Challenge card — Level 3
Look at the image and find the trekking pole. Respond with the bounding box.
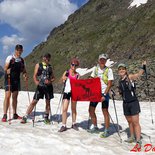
[25,79,31,105]
[141,133,152,144]
[49,101,53,124]
[25,78,35,126]
[111,89,122,138]
[55,80,67,123]
[108,112,122,143]
[56,71,69,123]
[32,105,36,127]
[144,65,154,124]
[87,115,91,129]
[8,74,11,125]
[55,86,65,123]
[111,89,120,134]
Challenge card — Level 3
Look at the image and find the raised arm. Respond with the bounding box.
[129,61,146,81]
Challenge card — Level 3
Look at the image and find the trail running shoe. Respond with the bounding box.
[1,114,7,122]
[13,113,22,119]
[136,140,142,148]
[71,124,79,131]
[44,118,51,124]
[58,126,67,132]
[124,136,135,143]
[87,126,99,134]
[100,130,109,138]
[20,116,27,124]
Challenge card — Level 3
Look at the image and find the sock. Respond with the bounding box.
[72,122,76,125]
[90,124,97,129]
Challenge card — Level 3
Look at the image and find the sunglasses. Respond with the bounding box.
[71,63,78,67]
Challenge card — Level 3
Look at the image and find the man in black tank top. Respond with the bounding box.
[2,44,28,122]
[118,61,146,148]
[21,53,55,124]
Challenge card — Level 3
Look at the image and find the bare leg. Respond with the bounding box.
[102,108,110,129]
[62,99,69,125]
[45,99,50,115]
[3,91,11,115]
[26,99,38,115]
[71,101,77,124]
[89,105,97,126]
[125,116,134,137]
[132,114,141,141]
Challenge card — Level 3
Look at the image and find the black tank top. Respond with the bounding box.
[37,62,53,86]
[7,57,25,81]
[119,77,137,103]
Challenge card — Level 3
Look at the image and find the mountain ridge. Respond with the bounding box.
[1,0,155,100]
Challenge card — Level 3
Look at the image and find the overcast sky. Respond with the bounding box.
[0,0,88,65]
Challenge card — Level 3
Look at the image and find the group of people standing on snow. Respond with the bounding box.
[1,44,147,148]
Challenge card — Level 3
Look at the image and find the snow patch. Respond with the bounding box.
[128,0,148,8]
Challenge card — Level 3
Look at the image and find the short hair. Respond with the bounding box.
[43,53,51,59]
[15,44,23,50]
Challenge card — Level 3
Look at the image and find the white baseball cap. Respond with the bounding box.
[98,53,108,60]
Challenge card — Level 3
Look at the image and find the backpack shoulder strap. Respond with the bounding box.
[65,70,69,77]
[102,67,109,85]
[94,66,98,77]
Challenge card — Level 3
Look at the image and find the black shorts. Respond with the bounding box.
[89,94,109,109]
[33,85,54,100]
[63,92,71,100]
[123,100,141,116]
[4,78,21,92]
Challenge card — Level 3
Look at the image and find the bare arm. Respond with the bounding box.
[4,63,10,74]
[129,61,146,81]
[33,63,39,86]
[22,64,28,81]
[50,70,55,83]
[61,71,68,83]
[104,80,113,95]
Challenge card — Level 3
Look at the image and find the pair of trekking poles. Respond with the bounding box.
[25,79,53,127]
[7,75,33,125]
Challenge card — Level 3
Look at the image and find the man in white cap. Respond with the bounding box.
[88,53,114,138]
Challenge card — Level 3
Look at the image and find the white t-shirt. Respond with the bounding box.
[64,78,71,93]
[5,55,23,64]
[91,66,114,93]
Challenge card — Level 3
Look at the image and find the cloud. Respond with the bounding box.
[0,0,77,41]
[0,34,25,53]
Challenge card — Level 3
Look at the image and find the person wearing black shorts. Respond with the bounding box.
[118,61,146,147]
[21,53,54,124]
[58,58,79,132]
[88,54,114,138]
[2,44,28,122]
[90,93,110,109]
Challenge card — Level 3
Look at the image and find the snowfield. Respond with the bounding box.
[0,89,155,155]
